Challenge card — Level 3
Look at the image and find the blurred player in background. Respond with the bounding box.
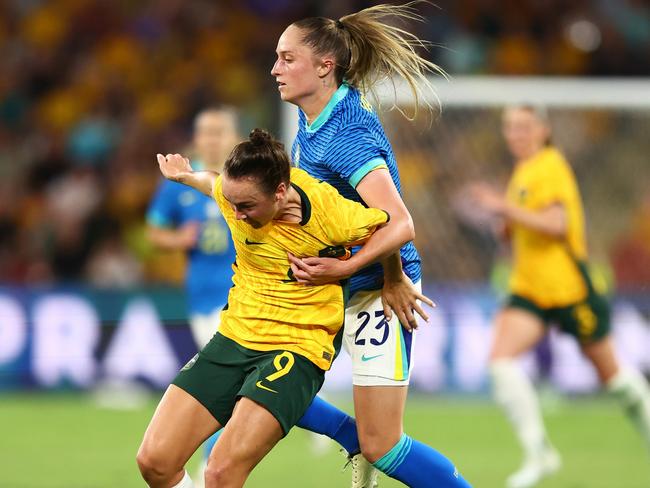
[146,107,239,480]
[470,104,650,488]
[138,129,405,488]
[272,4,471,488]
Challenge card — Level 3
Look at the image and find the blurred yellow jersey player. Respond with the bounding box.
[471,105,650,488]
[506,146,588,308]
[213,166,388,370]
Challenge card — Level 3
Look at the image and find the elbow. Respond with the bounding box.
[548,217,568,239]
[390,211,415,247]
[404,215,415,244]
[549,225,567,239]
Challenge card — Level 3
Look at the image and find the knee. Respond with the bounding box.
[204,458,236,487]
[359,430,401,464]
[136,444,176,484]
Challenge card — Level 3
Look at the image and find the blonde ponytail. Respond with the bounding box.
[293,1,445,119]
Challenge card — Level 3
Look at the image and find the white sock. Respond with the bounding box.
[607,368,650,451]
[170,471,194,488]
[491,358,550,461]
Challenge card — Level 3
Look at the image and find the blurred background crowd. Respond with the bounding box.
[1,0,649,289]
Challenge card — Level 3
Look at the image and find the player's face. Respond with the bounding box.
[502,108,551,160]
[193,112,238,168]
[222,175,280,229]
[272,25,324,105]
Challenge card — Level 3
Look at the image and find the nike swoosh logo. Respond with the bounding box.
[245,238,264,245]
[361,354,384,362]
[255,381,277,393]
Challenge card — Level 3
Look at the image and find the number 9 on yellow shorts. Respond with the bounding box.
[343,281,420,386]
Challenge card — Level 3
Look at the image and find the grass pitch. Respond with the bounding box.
[1,392,648,487]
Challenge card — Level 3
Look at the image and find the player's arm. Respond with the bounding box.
[470,183,567,238]
[356,169,434,330]
[147,223,199,251]
[288,168,433,329]
[289,169,414,281]
[502,203,566,237]
[156,153,218,197]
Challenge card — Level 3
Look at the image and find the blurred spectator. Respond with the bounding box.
[1,0,649,286]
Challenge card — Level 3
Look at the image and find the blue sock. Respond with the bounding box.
[296,396,360,454]
[373,434,472,488]
[204,430,222,460]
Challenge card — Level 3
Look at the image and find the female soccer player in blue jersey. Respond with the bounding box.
[271,4,471,488]
[146,107,239,480]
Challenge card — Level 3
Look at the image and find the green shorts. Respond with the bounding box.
[173,333,325,435]
[506,291,610,344]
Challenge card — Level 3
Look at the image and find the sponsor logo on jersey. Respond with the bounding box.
[255,380,277,393]
[245,238,264,245]
[361,353,384,362]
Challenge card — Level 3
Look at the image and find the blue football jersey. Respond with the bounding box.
[291,84,421,295]
[147,162,235,315]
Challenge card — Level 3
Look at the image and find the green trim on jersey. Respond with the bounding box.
[305,83,350,133]
[348,157,388,188]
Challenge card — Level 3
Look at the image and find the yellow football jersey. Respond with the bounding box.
[212,167,388,370]
[506,147,588,307]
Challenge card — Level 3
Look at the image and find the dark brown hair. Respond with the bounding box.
[224,129,290,194]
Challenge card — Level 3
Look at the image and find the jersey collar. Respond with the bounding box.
[290,182,311,226]
[305,83,350,134]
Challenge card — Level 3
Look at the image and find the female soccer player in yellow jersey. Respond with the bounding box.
[137,129,410,488]
[270,4,471,488]
[471,105,650,488]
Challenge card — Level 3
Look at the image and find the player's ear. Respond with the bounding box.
[275,181,287,201]
[316,57,335,78]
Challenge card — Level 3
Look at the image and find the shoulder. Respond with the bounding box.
[290,167,322,188]
[536,147,574,179]
[538,147,569,168]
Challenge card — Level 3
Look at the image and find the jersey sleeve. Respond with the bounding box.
[321,183,389,245]
[146,179,180,228]
[326,124,389,188]
[211,174,227,212]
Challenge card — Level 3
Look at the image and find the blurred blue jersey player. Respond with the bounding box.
[272,5,472,488]
[146,107,239,485]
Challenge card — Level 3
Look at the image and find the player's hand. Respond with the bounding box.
[287,252,353,285]
[468,182,507,215]
[157,153,193,182]
[381,273,435,332]
[177,222,200,250]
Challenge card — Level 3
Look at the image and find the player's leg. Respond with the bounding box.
[206,346,325,487]
[352,383,469,487]
[567,290,650,452]
[138,332,248,488]
[581,336,650,450]
[204,397,283,488]
[347,285,471,488]
[189,309,224,486]
[295,395,360,454]
[136,384,220,488]
[489,301,560,488]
